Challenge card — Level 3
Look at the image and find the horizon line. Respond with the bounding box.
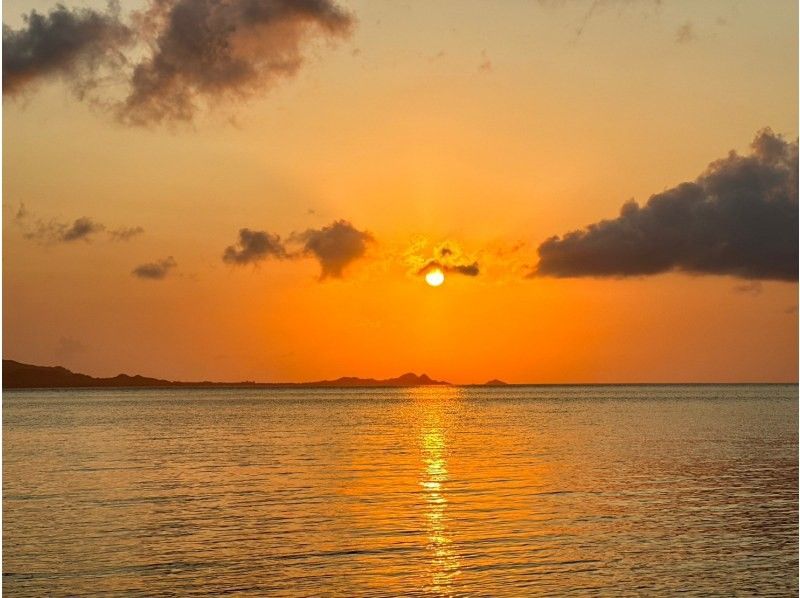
[3,358,797,389]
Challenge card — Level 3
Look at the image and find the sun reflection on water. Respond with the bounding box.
[413,387,462,594]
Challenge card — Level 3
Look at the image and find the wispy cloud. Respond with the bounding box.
[537,0,665,42]
[132,256,177,280]
[16,207,143,244]
[24,216,106,244]
[109,226,145,241]
[406,240,481,279]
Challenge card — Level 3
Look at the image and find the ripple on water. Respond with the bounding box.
[3,384,798,596]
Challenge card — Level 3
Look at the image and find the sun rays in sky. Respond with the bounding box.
[3,0,797,383]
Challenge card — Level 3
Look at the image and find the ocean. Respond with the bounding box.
[3,385,798,596]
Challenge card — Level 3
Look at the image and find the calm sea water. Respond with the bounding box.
[3,385,798,596]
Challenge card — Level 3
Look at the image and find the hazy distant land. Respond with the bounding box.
[2,360,509,389]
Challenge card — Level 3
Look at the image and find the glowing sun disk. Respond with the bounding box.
[425,269,445,287]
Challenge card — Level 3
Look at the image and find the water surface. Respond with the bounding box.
[4,385,798,595]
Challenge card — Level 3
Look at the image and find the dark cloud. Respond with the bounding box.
[121,0,354,124]
[223,220,372,278]
[418,260,480,277]
[293,220,373,279]
[222,228,288,265]
[17,209,143,244]
[63,217,105,241]
[3,2,133,96]
[413,242,481,278]
[4,0,354,124]
[450,262,479,276]
[109,226,145,241]
[132,256,177,279]
[533,129,798,282]
[24,216,106,244]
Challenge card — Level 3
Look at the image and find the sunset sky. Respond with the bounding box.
[3,0,798,383]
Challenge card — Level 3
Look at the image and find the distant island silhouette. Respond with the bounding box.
[484,379,508,386]
[2,360,455,389]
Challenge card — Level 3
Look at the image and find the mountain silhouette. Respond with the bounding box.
[2,360,450,389]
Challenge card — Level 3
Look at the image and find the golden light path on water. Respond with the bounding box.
[417,387,462,592]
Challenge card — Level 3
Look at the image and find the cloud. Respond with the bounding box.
[450,262,480,276]
[4,0,354,125]
[223,220,373,279]
[16,208,143,244]
[222,228,288,265]
[132,256,177,279]
[675,22,697,44]
[121,0,354,124]
[292,220,373,279]
[3,2,133,96]
[23,216,106,243]
[409,240,481,278]
[571,0,653,40]
[419,260,480,277]
[109,226,145,241]
[533,129,798,282]
[63,217,106,241]
[536,0,665,42]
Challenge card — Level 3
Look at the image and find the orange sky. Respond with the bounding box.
[3,0,798,383]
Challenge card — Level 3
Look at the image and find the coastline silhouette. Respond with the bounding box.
[2,359,454,389]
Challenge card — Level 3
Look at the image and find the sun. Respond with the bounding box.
[425,268,445,287]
